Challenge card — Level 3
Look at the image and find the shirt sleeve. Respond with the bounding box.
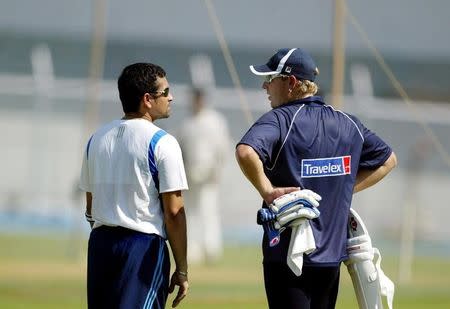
[237,112,281,165]
[156,134,189,193]
[359,122,393,169]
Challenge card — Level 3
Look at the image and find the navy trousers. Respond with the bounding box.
[87,226,170,309]
[263,262,340,309]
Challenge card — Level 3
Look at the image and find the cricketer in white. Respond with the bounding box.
[80,62,189,309]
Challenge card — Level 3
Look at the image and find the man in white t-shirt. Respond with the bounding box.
[80,62,189,308]
[178,88,230,264]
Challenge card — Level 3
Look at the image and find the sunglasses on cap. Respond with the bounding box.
[151,87,170,98]
[263,74,289,83]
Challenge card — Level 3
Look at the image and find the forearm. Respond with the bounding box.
[235,144,300,203]
[84,192,94,227]
[354,152,398,193]
[162,192,188,273]
[165,209,187,272]
[85,192,92,214]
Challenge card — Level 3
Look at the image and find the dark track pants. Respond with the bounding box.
[263,262,340,309]
[87,226,170,309]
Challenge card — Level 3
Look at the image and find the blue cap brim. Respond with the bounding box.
[249,64,281,76]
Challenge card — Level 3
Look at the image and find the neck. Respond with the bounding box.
[289,92,314,101]
[122,112,153,122]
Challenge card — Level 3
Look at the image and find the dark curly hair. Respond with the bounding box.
[117,63,166,113]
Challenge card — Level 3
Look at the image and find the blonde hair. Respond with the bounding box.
[291,79,319,99]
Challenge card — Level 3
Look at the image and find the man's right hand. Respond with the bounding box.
[270,189,322,228]
[263,186,300,205]
[168,271,189,308]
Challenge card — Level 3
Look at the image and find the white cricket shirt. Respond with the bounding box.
[79,118,188,237]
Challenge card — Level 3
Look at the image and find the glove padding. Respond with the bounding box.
[257,208,277,225]
[270,190,321,229]
[257,208,284,246]
[275,205,320,229]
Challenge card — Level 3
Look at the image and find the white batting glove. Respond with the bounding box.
[270,189,321,213]
[270,189,321,229]
[276,206,320,228]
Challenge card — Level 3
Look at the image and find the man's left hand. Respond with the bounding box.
[169,271,189,307]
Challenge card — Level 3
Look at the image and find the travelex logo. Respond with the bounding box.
[301,155,351,178]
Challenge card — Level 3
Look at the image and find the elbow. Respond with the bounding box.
[165,206,181,218]
[161,191,185,221]
[389,152,398,169]
[235,144,254,163]
[385,152,398,172]
[164,206,185,223]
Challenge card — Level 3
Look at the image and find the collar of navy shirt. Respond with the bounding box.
[276,95,325,109]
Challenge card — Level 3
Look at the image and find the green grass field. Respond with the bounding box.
[0,233,449,309]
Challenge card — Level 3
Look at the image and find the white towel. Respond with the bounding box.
[287,219,316,276]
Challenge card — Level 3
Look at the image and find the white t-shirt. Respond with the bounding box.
[79,118,188,237]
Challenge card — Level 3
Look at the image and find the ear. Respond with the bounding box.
[288,75,298,88]
[142,93,154,109]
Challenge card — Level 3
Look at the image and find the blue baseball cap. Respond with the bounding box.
[250,48,319,81]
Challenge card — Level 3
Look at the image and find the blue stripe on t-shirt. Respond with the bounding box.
[148,129,167,191]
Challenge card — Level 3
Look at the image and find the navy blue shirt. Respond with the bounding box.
[238,96,392,266]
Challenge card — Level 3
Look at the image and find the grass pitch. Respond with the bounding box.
[0,233,449,308]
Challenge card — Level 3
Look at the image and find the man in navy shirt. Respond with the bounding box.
[235,48,397,309]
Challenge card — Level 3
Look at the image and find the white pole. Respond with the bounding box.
[350,64,373,98]
[31,44,55,98]
[189,54,216,89]
[30,43,55,212]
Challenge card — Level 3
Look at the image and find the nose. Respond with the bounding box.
[262,81,269,89]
